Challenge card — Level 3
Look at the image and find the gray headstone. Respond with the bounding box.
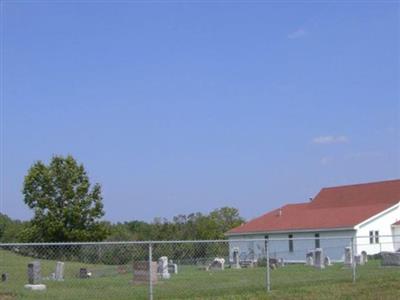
[344,247,352,267]
[167,263,178,274]
[324,256,332,266]
[314,248,325,269]
[79,268,89,279]
[381,252,400,266]
[361,251,368,264]
[354,255,363,265]
[232,248,241,269]
[27,261,41,285]
[55,262,65,281]
[1,273,8,282]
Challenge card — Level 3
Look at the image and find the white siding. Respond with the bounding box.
[228,230,355,262]
[355,203,400,255]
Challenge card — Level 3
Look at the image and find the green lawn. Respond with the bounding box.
[0,249,399,299]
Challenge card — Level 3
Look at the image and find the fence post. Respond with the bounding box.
[265,239,270,292]
[148,242,153,300]
[351,237,356,283]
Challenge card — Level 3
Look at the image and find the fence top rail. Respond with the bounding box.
[0,234,399,247]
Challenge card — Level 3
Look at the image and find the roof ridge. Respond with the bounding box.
[322,178,400,190]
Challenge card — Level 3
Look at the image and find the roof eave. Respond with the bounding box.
[225,226,355,236]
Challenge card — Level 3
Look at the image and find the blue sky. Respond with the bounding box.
[2,1,399,222]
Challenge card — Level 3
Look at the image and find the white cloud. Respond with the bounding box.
[312,135,349,145]
[288,28,307,39]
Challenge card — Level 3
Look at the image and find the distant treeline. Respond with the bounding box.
[0,207,244,244]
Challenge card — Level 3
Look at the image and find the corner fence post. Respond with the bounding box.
[351,237,356,283]
[266,239,270,292]
[148,243,153,300]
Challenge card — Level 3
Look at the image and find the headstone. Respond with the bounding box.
[314,248,324,269]
[232,248,241,269]
[306,251,314,266]
[354,255,363,265]
[27,261,41,285]
[361,251,368,264]
[54,262,65,281]
[167,263,178,274]
[79,268,90,279]
[278,258,285,267]
[209,258,225,270]
[324,256,332,266]
[306,256,313,266]
[157,256,170,279]
[24,284,46,291]
[1,273,8,282]
[269,258,278,269]
[344,247,352,267]
[381,252,400,266]
[133,261,158,284]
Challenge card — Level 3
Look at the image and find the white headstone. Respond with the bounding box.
[54,262,65,281]
[209,258,225,270]
[157,256,170,279]
[24,284,46,291]
[167,260,178,274]
[314,248,325,269]
[306,256,313,266]
[324,256,332,266]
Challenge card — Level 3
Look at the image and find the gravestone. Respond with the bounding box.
[167,261,178,274]
[361,251,368,264]
[54,262,65,281]
[209,258,225,270]
[324,256,332,266]
[133,261,158,284]
[27,261,41,285]
[306,251,314,266]
[314,248,324,269]
[79,268,90,279]
[344,247,352,267]
[278,258,285,267]
[354,255,363,265]
[381,252,400,266]
[1,273,8,282]
[232,248,241,269]
[157,256,170,279]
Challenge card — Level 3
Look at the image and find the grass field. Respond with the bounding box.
[0,249,399,299]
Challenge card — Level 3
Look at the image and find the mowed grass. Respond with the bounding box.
[0,249,399,299]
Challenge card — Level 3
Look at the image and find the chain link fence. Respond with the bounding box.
[0,235,399,299]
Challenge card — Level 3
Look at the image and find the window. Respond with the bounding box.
[264,235,269,249]
[288,234,293,252]
[369,231,374,244]
[315,233,320,249]
[375,231,379,244]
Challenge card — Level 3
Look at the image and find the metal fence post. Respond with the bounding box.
[351,237,356,283]
[148,242,153,300]
[265,239,270,292]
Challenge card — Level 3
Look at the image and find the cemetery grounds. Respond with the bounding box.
[0,241,399,300]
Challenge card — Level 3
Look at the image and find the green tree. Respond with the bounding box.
[21,155,108,242]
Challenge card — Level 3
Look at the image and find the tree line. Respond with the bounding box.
[1,155,244,244]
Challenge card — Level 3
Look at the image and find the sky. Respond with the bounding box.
[1,1,399,223]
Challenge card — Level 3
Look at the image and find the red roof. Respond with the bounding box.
[228,179,400,235]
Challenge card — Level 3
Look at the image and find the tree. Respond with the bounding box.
[21,155,108,242]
